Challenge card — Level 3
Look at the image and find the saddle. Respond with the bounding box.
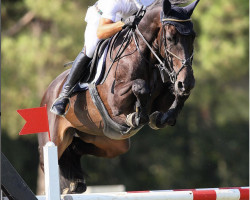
[72,38,110,94]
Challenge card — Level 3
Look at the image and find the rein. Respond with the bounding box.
[102,8,194,85]
[101,7,146,84]
[100,29,134,84]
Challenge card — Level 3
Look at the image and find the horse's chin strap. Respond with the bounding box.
[134,25,193,84]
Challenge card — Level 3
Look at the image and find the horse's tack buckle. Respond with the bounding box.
[157,64,171,83]
[157,64,177,84]
[169,71,177,84]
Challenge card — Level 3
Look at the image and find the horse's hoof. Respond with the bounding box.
[62,179,87,194]
[148,111,162,130]
[161,109,176,127]
[126,112,148,128]
[70,179,87,194]
[126,113,137,127]
[166,118,176,126]
[139,114,149,125]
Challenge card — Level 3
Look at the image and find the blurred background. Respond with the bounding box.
[1,0,249,194]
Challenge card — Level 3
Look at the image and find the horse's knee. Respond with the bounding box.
[132,79,150,98]
[130,79,150,126]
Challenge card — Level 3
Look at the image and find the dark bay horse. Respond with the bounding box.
[39,0,199,194]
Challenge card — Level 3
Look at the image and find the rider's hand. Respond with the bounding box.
[122,15,141,29]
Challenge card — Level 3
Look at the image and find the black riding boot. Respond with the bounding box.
[51,51,91,116]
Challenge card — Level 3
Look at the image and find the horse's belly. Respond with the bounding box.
[65,92,106,136]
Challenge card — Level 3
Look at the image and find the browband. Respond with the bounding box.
[162,18,192,22]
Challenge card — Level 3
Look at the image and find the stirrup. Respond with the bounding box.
[50,96,71,117]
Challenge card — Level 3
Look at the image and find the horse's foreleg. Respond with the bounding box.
[126,79,150,127]
[161,95,189,126]
[112,79,150,128]
[149,95,189,129]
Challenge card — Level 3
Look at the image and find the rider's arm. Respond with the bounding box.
[97,18,124,39]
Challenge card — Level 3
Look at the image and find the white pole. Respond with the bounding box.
[43,141,60,200]
[35,187,249,200]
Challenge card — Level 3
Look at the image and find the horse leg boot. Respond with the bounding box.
[126,79,150,127]
[51,50,91,116]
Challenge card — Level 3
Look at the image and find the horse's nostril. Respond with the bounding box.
[177,81,185,91]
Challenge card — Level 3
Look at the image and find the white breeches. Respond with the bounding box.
[84,6,101,58]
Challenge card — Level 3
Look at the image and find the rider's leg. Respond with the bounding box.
[50,49,92,116]
[51,20,100,116]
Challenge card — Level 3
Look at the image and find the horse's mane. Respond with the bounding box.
[169,0,192,5]
[148,0,191,9]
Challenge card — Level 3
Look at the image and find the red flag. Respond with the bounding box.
[17,105,51,141]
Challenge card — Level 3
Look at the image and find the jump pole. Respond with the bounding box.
[35,187,249,200]
[41,141,249,200]
[2,140,248,200]
[15,106,249,200]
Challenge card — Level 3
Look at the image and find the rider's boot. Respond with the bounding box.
[50,51,91,116]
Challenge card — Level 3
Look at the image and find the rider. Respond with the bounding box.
[51,0,156,116]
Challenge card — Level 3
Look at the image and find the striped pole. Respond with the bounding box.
[35,187,249,200]
[40,141,249,200]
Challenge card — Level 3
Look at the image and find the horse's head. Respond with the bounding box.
[158,0,199,96]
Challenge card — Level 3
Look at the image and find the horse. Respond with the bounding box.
[38,0,199,194]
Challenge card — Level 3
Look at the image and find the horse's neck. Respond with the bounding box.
[138,7,162,42]
[132,6,162,69]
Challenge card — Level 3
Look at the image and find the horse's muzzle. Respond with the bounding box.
[175,78,195,96]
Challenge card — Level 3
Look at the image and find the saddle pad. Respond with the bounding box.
[72,45,108,93]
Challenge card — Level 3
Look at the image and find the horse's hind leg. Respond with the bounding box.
[127,79,150,127]
[59,136,87,194]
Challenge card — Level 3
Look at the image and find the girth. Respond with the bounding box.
[88,83,143,140]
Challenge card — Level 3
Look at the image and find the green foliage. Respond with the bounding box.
[1,0,248,194]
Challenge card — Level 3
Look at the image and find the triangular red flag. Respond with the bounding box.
[17,105,51,141]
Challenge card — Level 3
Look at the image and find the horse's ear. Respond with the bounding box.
[183,0,200,18]
[163,0,171,16]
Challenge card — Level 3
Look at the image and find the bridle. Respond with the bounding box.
[104,7,194,85]
[160,23,194,83]
[134,12,194,84]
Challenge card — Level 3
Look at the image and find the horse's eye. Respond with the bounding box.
[167,34,177,43]
[166,35,173,41]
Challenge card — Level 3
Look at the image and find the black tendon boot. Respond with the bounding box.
[51,51,91,116]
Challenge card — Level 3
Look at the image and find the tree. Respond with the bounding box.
[1,0,248,194]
